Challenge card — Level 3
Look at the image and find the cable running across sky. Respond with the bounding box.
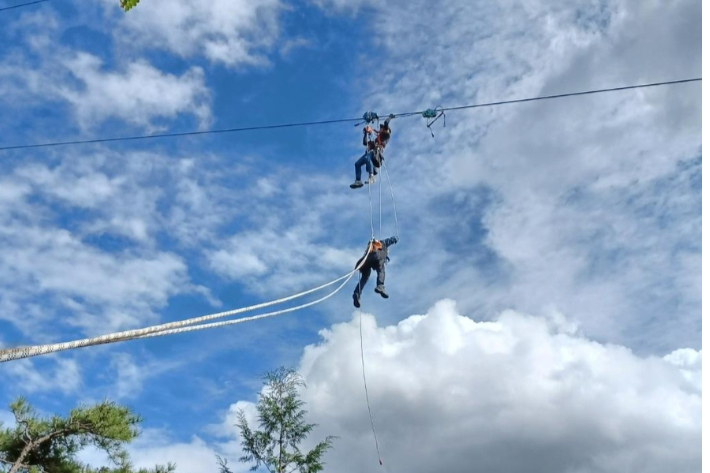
[0,0,48,12]
[0,78,700,152]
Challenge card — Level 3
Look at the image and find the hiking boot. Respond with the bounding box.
[374,285,389,298]
[350,180,364,189]
[353,293,361,308]
[367,174,376,184]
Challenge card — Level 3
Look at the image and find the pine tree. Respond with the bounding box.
[219,367,335,473]
[0,397,175,473]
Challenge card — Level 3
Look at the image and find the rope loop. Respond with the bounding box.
[424,105,446,137]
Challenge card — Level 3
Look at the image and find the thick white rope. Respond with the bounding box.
[132,263,361,340]
[0,248,372,363]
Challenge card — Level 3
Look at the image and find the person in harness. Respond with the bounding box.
[352,236,398,307]
[350,117,392,189]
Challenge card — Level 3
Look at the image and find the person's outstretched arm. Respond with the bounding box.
[382,236,398,248]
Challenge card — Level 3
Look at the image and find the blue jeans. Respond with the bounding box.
[354,151,373,181]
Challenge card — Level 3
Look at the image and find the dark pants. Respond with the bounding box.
[353,256,385,297]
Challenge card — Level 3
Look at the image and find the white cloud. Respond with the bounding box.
[205,170,374,295]
[109,0,285,68]
[128,430,245,473]
[280,300,700,473]
[58,54,211,131]
[1,357,82,395]
[0,409,15,429]
[111,353,146,399]
[0,150,223,339]
[307,0,701,352]
[0,11,211,131]
[279,37,312,57]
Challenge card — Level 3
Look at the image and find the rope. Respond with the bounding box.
[0,0,48,12]
[360,173,385,465]
[0,78,700,151]
[360,308,383,466]
[368,170,375,240]
[383,161,399,240]
[0,252,372,363]
[378,165,383,238]
[128,259,365,341]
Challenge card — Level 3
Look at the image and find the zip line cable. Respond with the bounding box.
[0,0,48,12]
[0,78,699,152]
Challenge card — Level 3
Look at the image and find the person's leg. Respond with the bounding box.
[354,153,370,181]
[365,150,373,176]
[353,263,372,299]
[374,259,388,298]
[353,267,371,307]
[372,149,381,174]
[365,151,376,184]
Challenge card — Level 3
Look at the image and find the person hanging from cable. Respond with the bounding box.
[350,115,393,189]
[352,236,398,307]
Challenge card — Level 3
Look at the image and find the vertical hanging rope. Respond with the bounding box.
[367,174,375,240]
[383,161,399,240]
[359,307,383,466]
[378,165,383,238]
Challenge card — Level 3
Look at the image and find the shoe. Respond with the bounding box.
[373,169,378,176]
[374,285,389,298]
[350,180,364,189]
[353,293,361,308]
[367,174,376,184]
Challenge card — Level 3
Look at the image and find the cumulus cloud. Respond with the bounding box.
[307,0,701,352]
[225,300,701,473]
[109,0,284,68]
[0,11,211,131]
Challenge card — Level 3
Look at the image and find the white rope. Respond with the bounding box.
[0,248,373,363]
[360,308,383,465]
[383,161,400,240]
[378,164,383,239]
[132,263,361,340]
[368,170,375,240]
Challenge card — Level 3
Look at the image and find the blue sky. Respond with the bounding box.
[0,0,702,472]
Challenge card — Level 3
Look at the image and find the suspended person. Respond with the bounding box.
[350,116,393,189]
[352,236,398,307]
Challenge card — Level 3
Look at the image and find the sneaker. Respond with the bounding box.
[353,293,361,308]
[367,174,376,184]
[350,180,364,189]
[374,285,389,298]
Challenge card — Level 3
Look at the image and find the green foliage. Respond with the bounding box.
[119,0,140,12]
[0,397,175,473]
[225,367,335,473]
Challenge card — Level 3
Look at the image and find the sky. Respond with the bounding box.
[0,0,702,472]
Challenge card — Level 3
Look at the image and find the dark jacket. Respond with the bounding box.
[358,236,398,266]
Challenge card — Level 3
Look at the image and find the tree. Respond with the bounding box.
[0,397,175,473]
[119,0,140,12]
[219,367,335,473]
